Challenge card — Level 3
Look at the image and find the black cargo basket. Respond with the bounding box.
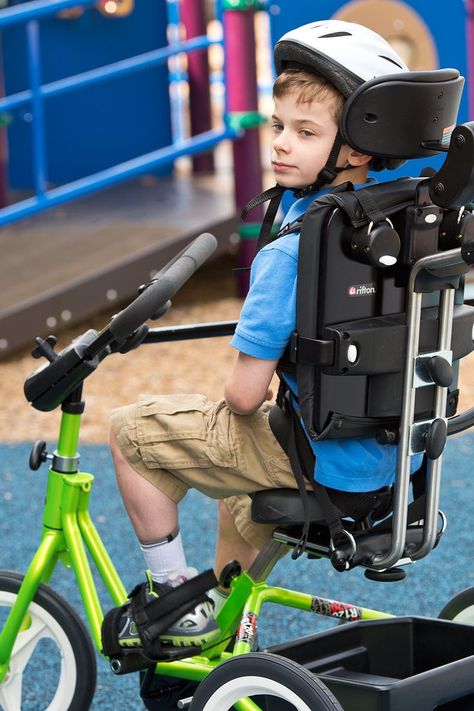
[269,616,474,711]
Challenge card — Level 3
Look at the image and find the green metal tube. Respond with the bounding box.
[63,508,104,650]
[61,477,104,651]
[57,412,81,457]
[42,469,65,530]
[78,503,127,606]
[0,530,61,680]
[154,655,223,681]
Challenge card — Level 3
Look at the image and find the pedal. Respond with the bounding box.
[109,650,155,675]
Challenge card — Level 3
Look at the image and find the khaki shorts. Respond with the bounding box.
[110,394,298,550]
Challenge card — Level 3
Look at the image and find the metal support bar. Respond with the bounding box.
[372,247,464,569]
[412,287,455,560]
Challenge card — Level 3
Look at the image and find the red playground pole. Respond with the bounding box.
[223,1,265,294]
[181,0,215,173]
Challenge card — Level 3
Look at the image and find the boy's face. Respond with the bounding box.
[271,92,343,190]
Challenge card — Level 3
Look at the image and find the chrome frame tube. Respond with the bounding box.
[372,248,462,569]
[411,287,455,560]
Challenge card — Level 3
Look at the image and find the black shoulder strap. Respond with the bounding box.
[241,184,286,254]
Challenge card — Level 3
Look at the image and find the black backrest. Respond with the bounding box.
[291,178,474,442]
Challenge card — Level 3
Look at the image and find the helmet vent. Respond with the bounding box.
[319,31,352,38]
[378,55,404,69]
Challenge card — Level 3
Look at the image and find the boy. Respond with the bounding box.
[110,20,410,650]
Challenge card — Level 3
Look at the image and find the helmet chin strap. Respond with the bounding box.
[240,131,348,255]
[293,130,346,198]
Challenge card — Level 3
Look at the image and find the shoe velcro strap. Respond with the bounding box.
[101,603,129,657]
[131,569,217,660]
[131,569,218,628]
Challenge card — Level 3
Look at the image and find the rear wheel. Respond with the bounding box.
[438,587,474,624]
[189,652,343,711]
[0,570,96,711]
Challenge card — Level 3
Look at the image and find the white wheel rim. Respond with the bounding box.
[0,590,78,711]
[452,605,474,625]
[201,675,312,711]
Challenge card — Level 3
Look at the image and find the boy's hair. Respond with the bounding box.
[273,69,344,125]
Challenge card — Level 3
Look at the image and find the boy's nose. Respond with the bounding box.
[273,132,290,152]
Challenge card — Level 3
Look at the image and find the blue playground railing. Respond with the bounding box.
[0,0,239,228]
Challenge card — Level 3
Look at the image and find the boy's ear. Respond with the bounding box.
[347,148,372,168]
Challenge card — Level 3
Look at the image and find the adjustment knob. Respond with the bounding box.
[425,418,447,460]
[428,355,453,387]
[350,219,400,268]
[31,336,58,362]
[219,560,242,588]
[29,440,48,470]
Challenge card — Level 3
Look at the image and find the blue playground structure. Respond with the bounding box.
[0,0,471,358]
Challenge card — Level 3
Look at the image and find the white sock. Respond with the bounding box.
[139,528,189,585]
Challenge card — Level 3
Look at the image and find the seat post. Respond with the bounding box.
[247,540,287,583]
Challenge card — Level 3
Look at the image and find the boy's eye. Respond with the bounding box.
[300,129,315,137]
[271,123,283,132]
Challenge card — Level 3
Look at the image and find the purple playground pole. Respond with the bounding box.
[467,0,474,118]
[224,4,264,294]
[181,0,215,173]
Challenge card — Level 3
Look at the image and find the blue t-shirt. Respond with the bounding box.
[231,186,422,492]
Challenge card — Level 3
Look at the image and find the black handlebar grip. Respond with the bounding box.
[109,233,217,340]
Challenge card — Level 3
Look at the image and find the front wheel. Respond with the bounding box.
[189,652,343,711]
[0,570,97,711]
[439,586,474,624]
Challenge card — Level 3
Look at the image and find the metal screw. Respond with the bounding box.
[434,182,444,195]
[456,134,466,147]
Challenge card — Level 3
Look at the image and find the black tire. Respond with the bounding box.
[0,570,96,711]
[189,652,343,711]
[439,586,474,624]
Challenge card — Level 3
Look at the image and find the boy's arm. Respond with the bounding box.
[224,352,279,415]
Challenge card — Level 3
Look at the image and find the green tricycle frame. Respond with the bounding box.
[2,232,474,711]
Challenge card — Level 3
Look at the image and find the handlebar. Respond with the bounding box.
[24,233,218,412]
[109,233,217,340]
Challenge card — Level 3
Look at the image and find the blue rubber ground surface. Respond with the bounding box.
[0,436,473,710]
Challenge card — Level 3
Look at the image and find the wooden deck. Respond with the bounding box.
[0,172,239,356]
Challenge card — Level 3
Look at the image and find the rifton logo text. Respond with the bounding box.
[348,284,376,297]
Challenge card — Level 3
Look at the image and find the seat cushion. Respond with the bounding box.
[251,487,392,526]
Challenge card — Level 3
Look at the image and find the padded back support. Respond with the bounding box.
[293,179,474,441]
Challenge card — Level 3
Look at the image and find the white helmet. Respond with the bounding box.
[274,20,409,98]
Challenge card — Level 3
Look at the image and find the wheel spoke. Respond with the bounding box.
[9,616,48,675]
[0,667,23,711]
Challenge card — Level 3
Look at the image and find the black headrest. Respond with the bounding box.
[341,69,464,160]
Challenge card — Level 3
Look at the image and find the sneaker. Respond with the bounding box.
[118,570,219,649]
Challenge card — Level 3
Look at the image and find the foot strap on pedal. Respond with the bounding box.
[101,569,218,664]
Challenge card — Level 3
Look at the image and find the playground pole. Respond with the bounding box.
[223,1,264,294]
[181,0,214,173]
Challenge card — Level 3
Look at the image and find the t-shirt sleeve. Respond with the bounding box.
[231,245,297,360]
